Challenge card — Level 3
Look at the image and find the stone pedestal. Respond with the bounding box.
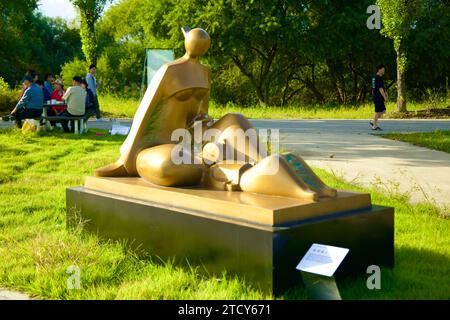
[66,177,394,295]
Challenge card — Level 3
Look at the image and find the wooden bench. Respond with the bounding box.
[40,115,89,134]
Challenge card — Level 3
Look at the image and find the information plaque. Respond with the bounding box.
[296,243,349,277]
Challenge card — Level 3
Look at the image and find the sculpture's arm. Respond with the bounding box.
[198,68,211,116]
[119,65,169,174]
[190,68,212,128]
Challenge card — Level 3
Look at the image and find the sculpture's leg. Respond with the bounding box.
[281,153,337,198]
[209,113,335,199]
[239,154,318,201]
[95,160,130,177]
[136,144,204,187]
[210,113,265,163]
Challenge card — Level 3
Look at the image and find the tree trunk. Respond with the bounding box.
[232,55,268,106]
[395,39,407,112]
[310,64,324,103]
[80,11,97,65]
[350,61,358,103]
[256,86,267,106]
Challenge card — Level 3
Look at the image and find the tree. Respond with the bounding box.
[159,0,311,106]
[304,0,395,104]
[70,0,111,65]
[95,0,446,106]
[377,0,423,112]
[0,0,82,85]
[0,0,38,84]
[130,0,394,105]
[407,0,450,97]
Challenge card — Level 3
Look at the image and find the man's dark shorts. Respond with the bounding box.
[374,99,386,113]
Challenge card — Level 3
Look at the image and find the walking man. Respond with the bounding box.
[85,64,105,121]
[371,64,388,130]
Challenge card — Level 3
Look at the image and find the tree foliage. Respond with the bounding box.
[377,0,424,112]
[97,0,399,105]
[2,0,448,107]
[70,0,111,64]
[0,0,82,86]
[407,0,450,97]
[60,58,89,86]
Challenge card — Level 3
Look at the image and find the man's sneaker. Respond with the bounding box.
[372,126,383,131]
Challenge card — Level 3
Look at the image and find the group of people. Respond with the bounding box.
[5,62,387,133]
[6,64,105,132]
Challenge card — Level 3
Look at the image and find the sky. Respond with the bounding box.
[38,0,77,20]
[38,0,117,21]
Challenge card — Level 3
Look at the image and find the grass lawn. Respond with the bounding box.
[0,128,448,299]
[99,95,450,120]
[381,130,450,154]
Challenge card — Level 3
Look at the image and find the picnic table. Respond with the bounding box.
[42,101,67,117]
[41,101,88,134]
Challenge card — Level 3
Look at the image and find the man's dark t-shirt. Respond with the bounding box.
[372,74,386,112]
[372,74,384,102]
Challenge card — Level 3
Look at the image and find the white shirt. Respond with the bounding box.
[63,86,87,116]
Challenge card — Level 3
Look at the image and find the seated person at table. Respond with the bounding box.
[50,79,66,113]
[81,79,95,118]
[18,70,38,101]
[44,73,53,96]
[60,76,86,133]
[35,79,51,102]
[46,79,66,127]
[51,79,65,101]
[8,75,43,128]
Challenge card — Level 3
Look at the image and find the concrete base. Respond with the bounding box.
[66,185,394,295]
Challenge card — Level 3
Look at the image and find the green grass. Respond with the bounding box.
[99,95,450,120]
[0,128,448,299]
[381,130,450,154]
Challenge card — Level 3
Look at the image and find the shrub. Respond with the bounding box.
[0,77,18,114]
[96,42,145,99]
[211,65,256,106]
[60,58,89,88]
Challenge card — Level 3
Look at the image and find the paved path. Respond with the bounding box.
[0,289,31,300]
[253,119,450,208]
[2,118,450,208]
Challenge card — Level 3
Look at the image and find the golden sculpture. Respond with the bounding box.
[95,27,337,201]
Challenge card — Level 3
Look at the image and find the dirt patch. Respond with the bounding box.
[388,107,450,119]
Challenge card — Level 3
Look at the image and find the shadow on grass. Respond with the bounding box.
[338,246,449,300]
[281,246,449,300]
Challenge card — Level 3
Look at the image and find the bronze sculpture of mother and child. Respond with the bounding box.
[95,27,337,202]
[70,28,393,295]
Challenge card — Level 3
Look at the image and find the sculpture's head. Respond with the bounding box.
[183,27,210,58]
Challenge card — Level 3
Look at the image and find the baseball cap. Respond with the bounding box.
[22,75,33,82]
